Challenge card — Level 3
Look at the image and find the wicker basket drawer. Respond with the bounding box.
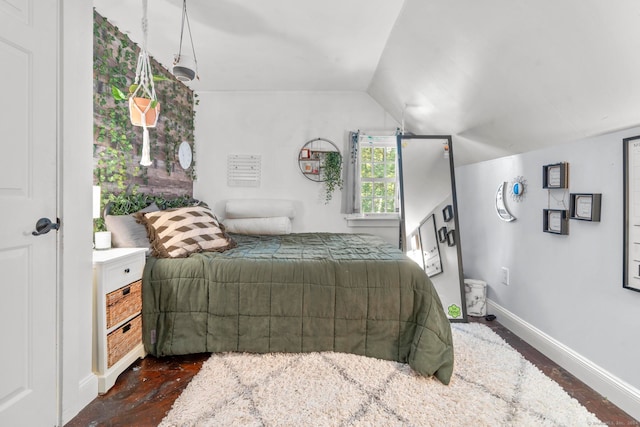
[107,314,142,368]
[105,280,142,329]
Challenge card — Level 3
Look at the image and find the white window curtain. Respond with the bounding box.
[342,131,360,214]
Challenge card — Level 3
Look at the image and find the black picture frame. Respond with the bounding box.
[569,193,601,222]
[542,209,569,235]
[418,214,443,278]
[623,135,640,292]
[442,205,453,222]
[446,229,456,247]
[542,162,569,189]
[438,226,447,243]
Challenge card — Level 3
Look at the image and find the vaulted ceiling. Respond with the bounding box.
[94,0,640,165]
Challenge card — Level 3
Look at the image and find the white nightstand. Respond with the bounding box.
[92,247,147,394]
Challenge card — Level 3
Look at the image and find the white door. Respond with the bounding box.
[0,1,59,426]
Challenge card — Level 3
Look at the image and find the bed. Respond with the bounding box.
[141,231,454,384]
[102,196,453,384]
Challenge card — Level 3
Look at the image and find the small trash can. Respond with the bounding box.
[464,279,487,317]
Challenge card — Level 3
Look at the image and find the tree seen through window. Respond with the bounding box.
[359,145,397,213]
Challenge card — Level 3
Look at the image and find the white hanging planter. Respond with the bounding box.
[172,54,196,82]
[172,0,199,83]
[130,0,159,166]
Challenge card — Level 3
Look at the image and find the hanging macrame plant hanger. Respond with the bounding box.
[129,0,160,167]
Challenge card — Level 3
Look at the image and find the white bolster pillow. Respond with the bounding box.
[223,217,292,235]
[225,199,296,220]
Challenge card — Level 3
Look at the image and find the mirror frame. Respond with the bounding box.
[397,134,467,322]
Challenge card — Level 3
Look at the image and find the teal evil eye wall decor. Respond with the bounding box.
[513,181,523,196]
[510,176,526,202]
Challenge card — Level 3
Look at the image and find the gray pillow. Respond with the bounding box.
[104,203,159,252]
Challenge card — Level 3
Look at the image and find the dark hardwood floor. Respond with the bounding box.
[66,317,638,426]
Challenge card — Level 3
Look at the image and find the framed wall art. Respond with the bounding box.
[438,226,447,243]
[442,205,453,222]
[446,229,456,247]
[543,209,569,235]
[418,214,443,277]
[623,135,640,292]
[542,162,569,189]
[569,193,601,222]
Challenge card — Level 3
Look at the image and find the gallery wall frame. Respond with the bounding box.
[418,214,443,278]
[442,205,453,222]
[446,229,456,247]
[569,193,601,222]
[438,226,447,243]
[623,135,640,292]
[543,209,569,235]
[542,162,569,189]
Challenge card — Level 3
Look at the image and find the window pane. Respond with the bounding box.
[374,183,385,197]
[361,162,372,178]
[386,147,396,162]
[361,182,372,197]
[361,147,372,162]
[373,148,384,162]
[386,183,395,197]
[386,162,396,178]
[373,163,385,178]
[362,198,373,213]
[373,198,384,213]
[386,198,395,212]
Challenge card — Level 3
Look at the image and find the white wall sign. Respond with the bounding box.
[227,154,261,187]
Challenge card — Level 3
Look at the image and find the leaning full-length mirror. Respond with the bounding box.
[398,135,466,321]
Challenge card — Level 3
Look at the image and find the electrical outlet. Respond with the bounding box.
[501,267,510,285]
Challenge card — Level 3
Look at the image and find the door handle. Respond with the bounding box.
[32,217,60,236]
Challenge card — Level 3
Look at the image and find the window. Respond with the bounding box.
[357,135,398,214]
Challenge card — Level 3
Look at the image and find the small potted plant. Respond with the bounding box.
[92,185,111,249]
[323,151,343,203]
[111,79,163,128]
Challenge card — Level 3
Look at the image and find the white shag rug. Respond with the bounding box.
[160,323,601,426]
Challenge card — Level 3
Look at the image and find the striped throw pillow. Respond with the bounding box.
[137,206,236,258]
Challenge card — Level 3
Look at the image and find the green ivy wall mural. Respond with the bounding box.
[93,10,196,200]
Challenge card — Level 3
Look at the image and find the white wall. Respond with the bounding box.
[194,91,399,240]
[456,127,640,417]
[61,2,96,424]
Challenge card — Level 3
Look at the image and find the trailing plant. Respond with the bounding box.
[323,151,343,204]
[93,10,196,197]
[110,74,169,107]
[104,192,202,215]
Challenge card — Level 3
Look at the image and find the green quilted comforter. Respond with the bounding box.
[142,233,454,384]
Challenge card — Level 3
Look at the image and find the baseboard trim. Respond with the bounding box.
[487,299,640,420]
[62,373,98,425]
